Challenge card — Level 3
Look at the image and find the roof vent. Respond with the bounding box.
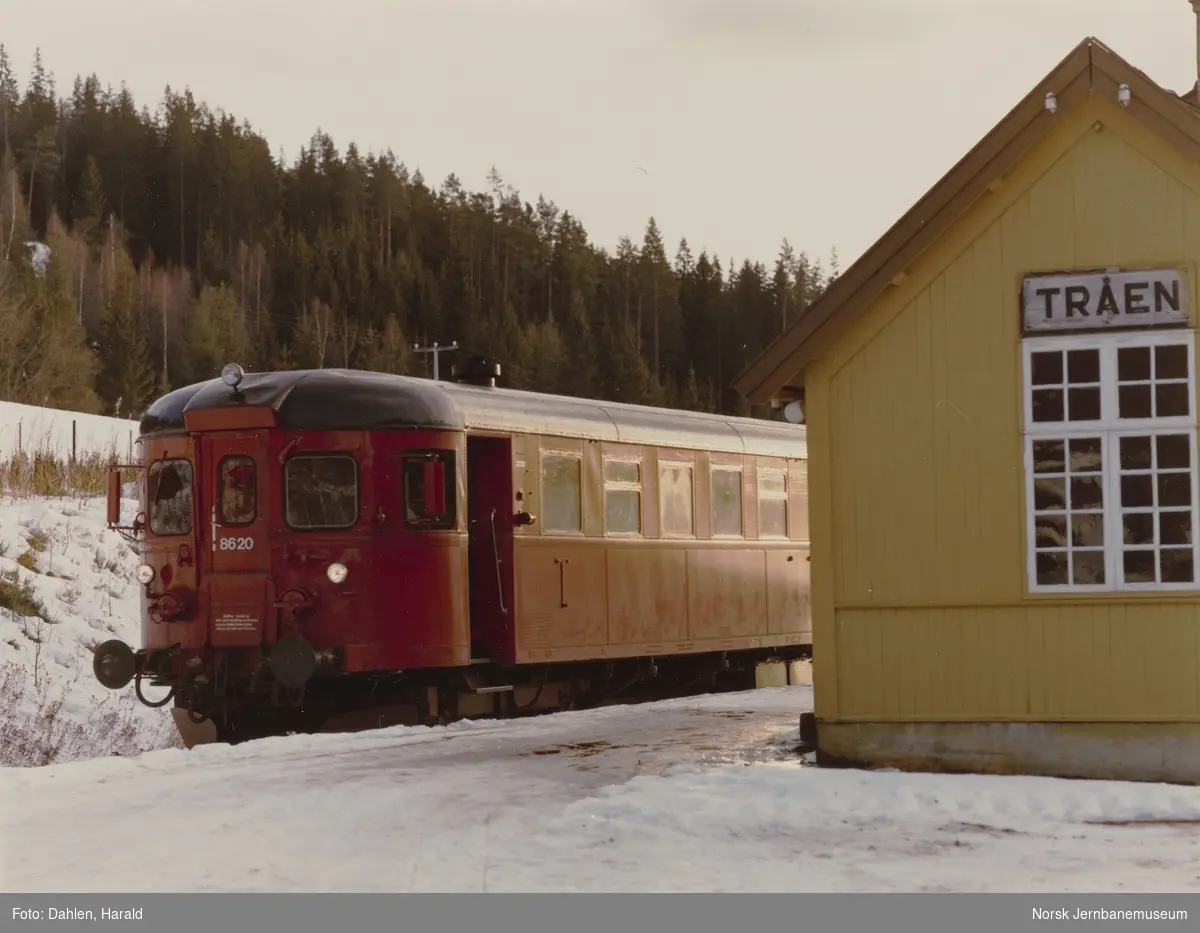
[452,357,502,388]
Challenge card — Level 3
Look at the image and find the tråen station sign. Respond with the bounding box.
[1021,267,1188,334]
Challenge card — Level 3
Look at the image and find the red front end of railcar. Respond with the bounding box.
[93,366,480,744]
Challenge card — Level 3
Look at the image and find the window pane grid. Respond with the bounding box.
[1118,432,1195,585]
[1030,436,1106,586]
[1024,333,1198,593]
[1030,347,1101,423]
[1117,344,1190,420]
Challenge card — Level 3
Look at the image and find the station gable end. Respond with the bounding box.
[763,35,1200,763]
[820,85,1200,611]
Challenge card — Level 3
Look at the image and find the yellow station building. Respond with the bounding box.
[736,8,1200,784]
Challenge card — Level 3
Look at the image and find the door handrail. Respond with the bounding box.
[489,507,508,617]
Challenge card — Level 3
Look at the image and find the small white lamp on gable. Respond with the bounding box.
[1118,84,1131,107]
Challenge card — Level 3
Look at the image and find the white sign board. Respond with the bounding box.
[1021,268,1188,333]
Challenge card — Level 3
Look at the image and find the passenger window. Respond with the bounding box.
[712,467,743,537]
[758,470,788,538]
[284,454,359,530]
[604,458,642,534]
[147,459,194,536]
[403,452,456,529]
[219,456,257,526]
[659,462,694,536]
[542,454,581,533]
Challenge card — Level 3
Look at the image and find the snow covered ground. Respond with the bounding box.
[4,684,1200,893]
[0,494,181,767]
[2,404,1199,893]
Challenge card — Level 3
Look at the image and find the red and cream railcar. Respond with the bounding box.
[94,359,811,745]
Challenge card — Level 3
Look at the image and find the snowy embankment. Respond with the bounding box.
[0,400,139,464]
[0,401,180,767]
[4,686,1200,892]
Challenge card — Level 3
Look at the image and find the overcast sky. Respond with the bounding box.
[1,0,1195,271]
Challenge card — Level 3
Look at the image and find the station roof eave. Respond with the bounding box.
[733,37,1200,406]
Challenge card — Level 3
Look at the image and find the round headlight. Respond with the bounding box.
[135,564,155,585]
[221,362,244,388]
[326,562,348,584]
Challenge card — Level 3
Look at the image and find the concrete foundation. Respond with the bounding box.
[813,720,1200,785]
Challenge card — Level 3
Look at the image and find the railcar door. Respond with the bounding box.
[466,435,516,662]
[200,433,273,648]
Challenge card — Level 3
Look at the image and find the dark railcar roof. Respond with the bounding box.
[140,368,806,458]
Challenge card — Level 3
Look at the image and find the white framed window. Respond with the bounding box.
[758,469,788,538]
[712,466,744,537]
[603,458,642,535]
[541,452,582,533]
[1023,330,1200,592]
[659,461,695,537]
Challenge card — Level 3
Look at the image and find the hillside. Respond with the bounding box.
[0,45,836,425]
[0,401,180,766]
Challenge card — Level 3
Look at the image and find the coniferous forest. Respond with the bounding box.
[0,46,838,421]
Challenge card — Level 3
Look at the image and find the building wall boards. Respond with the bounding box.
[780,67,1200,782]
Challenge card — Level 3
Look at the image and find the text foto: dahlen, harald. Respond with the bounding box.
[12,907,144,921]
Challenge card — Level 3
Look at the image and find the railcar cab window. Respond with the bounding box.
[284,454,359,530]
[403,451,456,529]
[541,453,581,533]
[147,459,194,536]
[603,458,642,535]
[1023,332,1200,592]
[219,456,257,526]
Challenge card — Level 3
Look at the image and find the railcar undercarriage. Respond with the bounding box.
[93,637,811,747]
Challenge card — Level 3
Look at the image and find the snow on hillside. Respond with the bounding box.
[0,494,182,766]
[0,402,174,767]
[0,400,139,461]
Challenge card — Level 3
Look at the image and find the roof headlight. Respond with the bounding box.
[135,564,155,585]
[326,562,348,584]
[221,362,245,388]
